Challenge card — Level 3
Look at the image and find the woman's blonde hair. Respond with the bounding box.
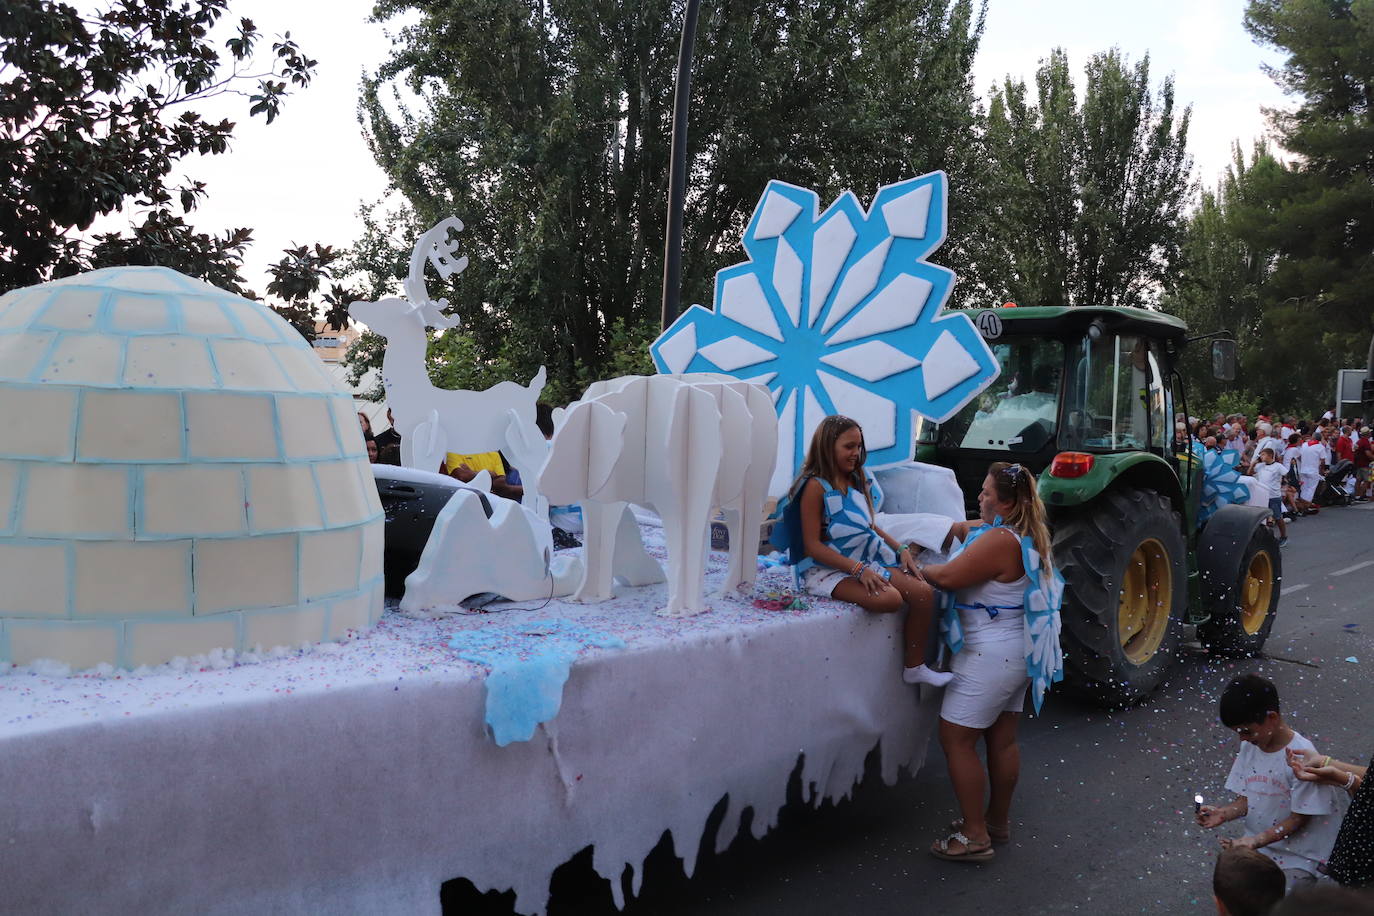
[789,415,873,511]
[987,461,1053,564]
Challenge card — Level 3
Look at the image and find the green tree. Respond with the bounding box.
[1238,0,1374,414]
[971,48,1193,309]
[348,0,989,397]
[263,244,360,342]
[1,0,316,292]
[1161,143,1285,409]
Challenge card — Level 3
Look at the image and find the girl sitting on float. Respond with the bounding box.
[777,414,951,688]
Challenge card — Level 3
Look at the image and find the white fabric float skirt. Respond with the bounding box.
[940,628,1029,729]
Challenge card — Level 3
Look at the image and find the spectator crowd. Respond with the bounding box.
[1175,409,1374,548]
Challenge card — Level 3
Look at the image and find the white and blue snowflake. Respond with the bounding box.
[651,172,999,494]
[1200,448,1252,523]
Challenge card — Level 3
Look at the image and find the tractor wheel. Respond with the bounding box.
[1054,488,1188,707]
[1197,524,1281,657]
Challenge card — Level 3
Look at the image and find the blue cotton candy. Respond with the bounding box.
[449,620,626,746]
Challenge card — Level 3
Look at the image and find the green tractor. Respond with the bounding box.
[916,306,1281,707]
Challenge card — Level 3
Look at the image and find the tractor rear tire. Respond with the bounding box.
[1197,524,1281,657]
[1054,488,1188,708]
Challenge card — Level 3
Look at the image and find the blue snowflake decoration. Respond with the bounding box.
[651,172,999,493]
[1200,448,1252,523]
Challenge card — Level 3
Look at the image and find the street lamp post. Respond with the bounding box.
[660,0,702,332]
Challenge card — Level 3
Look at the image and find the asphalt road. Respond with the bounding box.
[444,504,1373,916]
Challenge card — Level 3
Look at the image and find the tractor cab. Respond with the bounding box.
[918,306,1207,518]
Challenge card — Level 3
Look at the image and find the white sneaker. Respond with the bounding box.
[903,664,954,687]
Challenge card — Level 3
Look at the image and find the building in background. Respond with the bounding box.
[309,321,391,432]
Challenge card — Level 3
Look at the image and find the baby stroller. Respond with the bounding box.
[1314,458,1355,507]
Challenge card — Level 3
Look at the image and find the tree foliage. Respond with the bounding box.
[348,0,989,399]
[971,48,1193,309]
[1161,143,1285,409]
[1236,0,1374,412]
[264,243,359,342]
[0,0,317,292]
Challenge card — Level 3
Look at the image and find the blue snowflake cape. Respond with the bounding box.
[650,173,999,489]
[449,620,626,746]
[937,521,1065,714]
[1200,448,1251,523]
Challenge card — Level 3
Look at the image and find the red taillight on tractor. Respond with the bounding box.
[1050,452,1095,478]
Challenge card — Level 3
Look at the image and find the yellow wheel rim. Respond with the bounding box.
[1241,551,1275,635]
[1118,538,1173,665]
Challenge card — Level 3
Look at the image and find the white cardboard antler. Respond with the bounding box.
[403,217,466,331]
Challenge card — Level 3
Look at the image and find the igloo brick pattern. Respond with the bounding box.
[0,267,384,670]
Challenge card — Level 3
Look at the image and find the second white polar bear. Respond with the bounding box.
[540,374,778,617]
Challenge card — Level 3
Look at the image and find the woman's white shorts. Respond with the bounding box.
[940,636,1030,729]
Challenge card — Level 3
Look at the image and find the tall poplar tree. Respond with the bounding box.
[970,48,1193,309]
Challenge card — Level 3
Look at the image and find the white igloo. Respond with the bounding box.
[0,267,384,670]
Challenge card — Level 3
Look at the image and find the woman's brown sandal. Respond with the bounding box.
[948,817,1010,844]
[930,831,995,862]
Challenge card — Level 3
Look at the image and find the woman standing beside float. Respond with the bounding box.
[920,461,1065,863]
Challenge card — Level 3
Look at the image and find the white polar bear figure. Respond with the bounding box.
[540,374,777,617]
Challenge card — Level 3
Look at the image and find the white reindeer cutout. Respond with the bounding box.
[349,218,551,519]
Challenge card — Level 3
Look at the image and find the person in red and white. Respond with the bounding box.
[1354,427,1373,501]
[1251,423,1284,474]
[1297,432,1326,511]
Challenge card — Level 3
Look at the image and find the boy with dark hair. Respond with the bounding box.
[1198,674,1345,891]
[1214,847,1285,916]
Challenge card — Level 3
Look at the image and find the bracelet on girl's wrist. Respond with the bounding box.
[1322,755,1332,768]
[1345,771,1358,791]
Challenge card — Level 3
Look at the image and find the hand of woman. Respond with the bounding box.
[899,547,921,578]
[1287,747,1322,775]
[1298,764,1347,786]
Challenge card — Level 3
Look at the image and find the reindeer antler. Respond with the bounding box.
[403,217,467,330]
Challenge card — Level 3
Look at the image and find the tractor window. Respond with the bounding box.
[1062,334,1154,451]
[939,338,1063,452]
[1146,344,1168,452]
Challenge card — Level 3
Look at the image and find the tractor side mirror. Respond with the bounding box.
[1211,339,1237,381]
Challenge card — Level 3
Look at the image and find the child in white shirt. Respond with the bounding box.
[1253,448,1288,546]
[1197,675,1346,891]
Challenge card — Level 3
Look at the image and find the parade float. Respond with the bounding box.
[0,174,1004,914]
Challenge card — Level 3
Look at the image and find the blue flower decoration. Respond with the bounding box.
[651,172,999,493]
[1200,449,1251,523]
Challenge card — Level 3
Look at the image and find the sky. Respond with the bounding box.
[135,0,1293,294]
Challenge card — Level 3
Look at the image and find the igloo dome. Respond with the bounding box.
[0,267,384,670]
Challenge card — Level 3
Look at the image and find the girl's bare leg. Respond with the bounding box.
[831,576,904,614]
[889,571,935,668]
